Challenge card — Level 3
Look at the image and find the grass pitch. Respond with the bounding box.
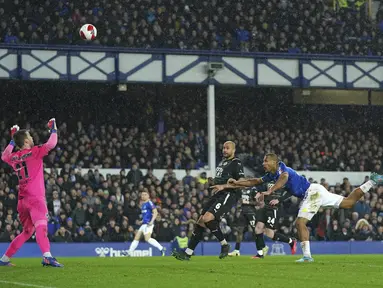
[0,255,381,288]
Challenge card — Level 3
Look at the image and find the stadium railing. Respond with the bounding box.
[0,44,382,89]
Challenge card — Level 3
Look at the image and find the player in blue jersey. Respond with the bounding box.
[125,190,166,256]
[212,153,383,263]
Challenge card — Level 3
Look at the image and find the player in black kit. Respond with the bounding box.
[229,186,265,256]
[172,141,245,260]
[228,187,259,256]
[251,181,297,259]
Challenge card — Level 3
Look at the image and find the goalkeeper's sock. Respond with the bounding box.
[43,252,53,258]
[0,255,10,262]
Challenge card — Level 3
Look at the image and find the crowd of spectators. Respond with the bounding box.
[0,166,382,243]
[1,83,383,173]
[1,0,383,55]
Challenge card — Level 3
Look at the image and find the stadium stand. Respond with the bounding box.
[0,0,381,55]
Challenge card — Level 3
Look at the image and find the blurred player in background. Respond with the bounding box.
[213,153,383,262]
[229,185,296,258]
[229,186,267,256]
[124,190,166,256]
[250,182,296,259]
[172,141,245,261]
[0,119,63,267]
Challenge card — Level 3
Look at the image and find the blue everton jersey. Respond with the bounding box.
[261,162,310,198]
[141,201,155,224]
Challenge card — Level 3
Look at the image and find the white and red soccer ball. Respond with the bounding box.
[79,24,97,41]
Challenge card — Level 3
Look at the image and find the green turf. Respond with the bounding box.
[0,255,382,288]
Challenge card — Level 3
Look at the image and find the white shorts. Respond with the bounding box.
[298,183,344,220]
[138,224,154,235]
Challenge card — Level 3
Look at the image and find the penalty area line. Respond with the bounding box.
[0,280,57,288]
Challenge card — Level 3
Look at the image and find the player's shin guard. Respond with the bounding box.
[4,230,34,258]
[255,233,266,255]
[205,220,226,243]
[272,232,292,244]
[35,222,51,256]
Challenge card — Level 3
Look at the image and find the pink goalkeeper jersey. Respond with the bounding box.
[1,133,57,200]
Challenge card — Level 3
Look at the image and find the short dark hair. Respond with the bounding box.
[13,129,29,148]
[265,153,278,162]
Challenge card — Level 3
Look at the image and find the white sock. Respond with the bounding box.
[301,241,311,258]
[288,238,292,244]
[129,240,139,252]
[185,248,193,256]
[1,255,10,262]
[148,238,163,251]
[233,249,239,253]
[360,180,374,193]
[257,250,264,256]
[220,239,227,245]
[43,252,52,258]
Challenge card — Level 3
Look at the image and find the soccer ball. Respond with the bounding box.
[79,24,97,41]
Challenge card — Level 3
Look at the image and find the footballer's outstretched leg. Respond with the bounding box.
[339,173,383,209]
[295,172,383,263]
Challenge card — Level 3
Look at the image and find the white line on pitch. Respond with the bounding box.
[0,280,57,288]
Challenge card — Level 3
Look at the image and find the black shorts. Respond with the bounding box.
[201,192,237,220]
[238,206,257,229]
[256,207,278,229]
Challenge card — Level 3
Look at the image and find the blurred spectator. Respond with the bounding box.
[53,227,72,243]
[74,227,90,243]
[94,228,109,242]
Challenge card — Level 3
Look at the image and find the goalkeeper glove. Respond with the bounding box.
[10,125,20,146]
[47,118,57,133]
[10,125,20,137]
